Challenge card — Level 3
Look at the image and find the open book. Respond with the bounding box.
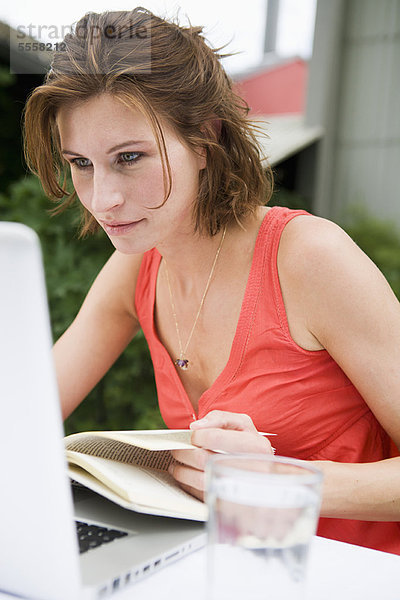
[64,429,207,521]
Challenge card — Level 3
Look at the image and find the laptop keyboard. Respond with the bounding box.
[76,520,128,554]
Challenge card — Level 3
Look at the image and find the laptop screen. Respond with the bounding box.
[0,222,81,599]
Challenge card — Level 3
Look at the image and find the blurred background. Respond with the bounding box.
[1,0,399,433]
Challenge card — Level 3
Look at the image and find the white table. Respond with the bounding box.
[1,536,399,599]
[113,536,400,600]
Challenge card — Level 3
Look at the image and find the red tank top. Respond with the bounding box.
[135,206,400,554]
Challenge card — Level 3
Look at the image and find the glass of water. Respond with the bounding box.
[206,454,323,600]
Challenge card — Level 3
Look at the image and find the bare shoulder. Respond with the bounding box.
[275,212,400,351]
[84,249,145,321]
[277,212,400,347]
[279,214,358,266]
[277,213,383,286]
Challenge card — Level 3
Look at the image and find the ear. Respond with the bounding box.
[210,117,222,139]
[196,116,222,170]
[196,146,207,170]
[201,116,221,142]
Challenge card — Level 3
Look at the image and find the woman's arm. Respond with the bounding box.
[313,457,400,521]
[53,250,143,419]
[276,214,400,521]
[278,215,400,449]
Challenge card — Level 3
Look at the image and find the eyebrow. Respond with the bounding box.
[61,140,146,156]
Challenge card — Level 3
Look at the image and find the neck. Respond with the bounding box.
[157,227,227,296]
[156,207,266,296]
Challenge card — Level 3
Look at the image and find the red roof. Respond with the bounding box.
[234,58,307,116]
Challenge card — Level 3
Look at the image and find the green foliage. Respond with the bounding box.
[269,186,311,212]
[0,175,164,433]
[341,206,400,300]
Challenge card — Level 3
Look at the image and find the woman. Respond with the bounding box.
[24,8,400,553]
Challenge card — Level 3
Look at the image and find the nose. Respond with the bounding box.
[90,169,125,215]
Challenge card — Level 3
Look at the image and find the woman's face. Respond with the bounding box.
[57,93,206,254]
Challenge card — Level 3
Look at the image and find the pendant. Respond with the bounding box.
[175,358,189,370]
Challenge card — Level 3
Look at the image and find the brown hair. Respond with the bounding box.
[24,7,273,236]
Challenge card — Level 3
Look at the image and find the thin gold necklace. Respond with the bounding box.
[164,226,227,370]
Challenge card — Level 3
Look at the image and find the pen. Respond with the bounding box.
[211,432,277,454]
[258,431,277,454]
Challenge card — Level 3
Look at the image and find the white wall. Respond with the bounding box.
[307,0,400,223]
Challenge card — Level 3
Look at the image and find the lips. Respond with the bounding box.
[100,219,144,236]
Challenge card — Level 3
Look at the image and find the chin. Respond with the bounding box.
[108,237,154,256]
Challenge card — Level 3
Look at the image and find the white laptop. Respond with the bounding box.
[0,222,205,600]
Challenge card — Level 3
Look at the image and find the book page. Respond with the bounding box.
[65,429,195,451]
[67,452,207,521]
[65,436,174,471]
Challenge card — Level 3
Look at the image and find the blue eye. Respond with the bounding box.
[68,152,142,170]
[71,157,92,169]
[119,151,142,165]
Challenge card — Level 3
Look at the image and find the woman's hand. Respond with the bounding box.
[168,410,274,501]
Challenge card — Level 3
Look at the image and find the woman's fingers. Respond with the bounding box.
[168,457,206,494]
[168,412,274,500]
[190,410,258,433]
[177,481,205,502]
[170,447,211,471]
[191,427,273,455]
